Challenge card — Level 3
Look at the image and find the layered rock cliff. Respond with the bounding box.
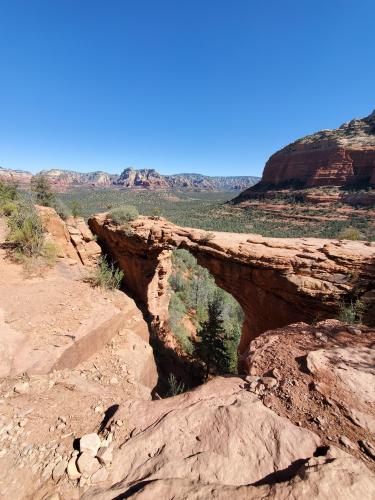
[233,110,375,203]
[88,215,375,369]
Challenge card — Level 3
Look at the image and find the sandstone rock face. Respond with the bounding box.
[86,377,375,499]
[234,110,375,203]
[36,206,101,266]
[246,320,375,456]
[89,215,375,363]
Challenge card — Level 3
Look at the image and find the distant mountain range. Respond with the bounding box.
[0,166,260,192]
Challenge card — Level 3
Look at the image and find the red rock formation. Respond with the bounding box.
[234,110,375,203]
[89,215,375,368]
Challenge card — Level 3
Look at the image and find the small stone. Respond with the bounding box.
[67,456,81,480]
[109,377,118,385]
[261,377,278,389]
[45,495,60,500]
[245,375,260,384]
[49,426,55,433]
[52,458,68,481]
[271,368,281,380]
[13,382,30,394]
[42,462,55,480]
[339,435,356,449]
[97,445,113,466]
[91,467,109,484]
[77,453,100,475]
[18,419,28,428]
[359,440,375,460]
[57,423,66,431]
[80,433,101,456]
[58,416,67,424]
[347,326,361,335]
[100,433,113,448]
[116,420,123,427]
[94,406,104,414]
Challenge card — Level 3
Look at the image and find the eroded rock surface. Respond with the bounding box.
[89,214,375,360]
[37,206,101,266]
[246,320,375,468]
[87,377,375,499]
[0,212,158,499]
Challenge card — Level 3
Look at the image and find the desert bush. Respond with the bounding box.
[31,174,55,207]
[88,256,124,290]
[7,202,45,258]
[42,240,59,266]
[70,200,82,218]
[199,231,215,245]
[337,226,362,241]
[173,324,194,355]
[0,180,18,203]
[109,205,139,225]
[1,201,18,216]
[166,373,186,397]
[338,299,365,324]
[52,198,71,220]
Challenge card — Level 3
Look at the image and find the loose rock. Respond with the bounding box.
[80,433,101,456]
[13,382,30,394]
[67,456,81,480]
[77,452,101,475]
[52,458,68,481]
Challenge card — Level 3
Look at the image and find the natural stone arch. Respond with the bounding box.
[89,215,375,367]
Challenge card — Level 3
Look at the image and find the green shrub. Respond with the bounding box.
[42,240,59,266]
[1,201,18,216]
[70,200,82,218]
[7,202,45,258]
[166,374,185,397]
[31,174,55,207]
[199,231,215,245]
[173,324,194,355]
[88,256,124,290]
[0,181,18,203]
[109,205,139,225]
[338,299,365,324]
[337,226,362,241]
[52,198,71,220]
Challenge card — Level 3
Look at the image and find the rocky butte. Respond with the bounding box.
[89,214,375,370]
[234,109,375,203]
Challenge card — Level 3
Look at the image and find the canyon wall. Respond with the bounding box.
[89,215,375,367]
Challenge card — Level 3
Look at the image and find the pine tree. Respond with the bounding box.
[196,293,239,378]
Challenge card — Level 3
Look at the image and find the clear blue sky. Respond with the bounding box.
[1,0,374,176]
